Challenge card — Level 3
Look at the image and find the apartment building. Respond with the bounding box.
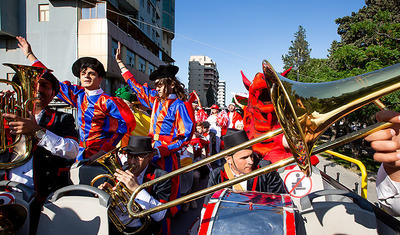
[0,0,175,98]
[217,80,225,108]
[188,55,219,107]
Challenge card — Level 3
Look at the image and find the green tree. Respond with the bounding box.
[282,25,312,81]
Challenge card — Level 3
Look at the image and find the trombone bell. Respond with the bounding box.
[263,61,400,176]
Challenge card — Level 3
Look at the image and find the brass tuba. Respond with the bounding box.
[0,63,46,169]
[90,148,151,234]
[125,60,400,220]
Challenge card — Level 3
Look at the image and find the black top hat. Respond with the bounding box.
[122,136,155,155]
[0,204,28,232]
[149,65,179,81]
[222,129,250,150]
[72,57,106,78]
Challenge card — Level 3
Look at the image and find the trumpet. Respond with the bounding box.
[125,60,400,221]
[90,148,151,234]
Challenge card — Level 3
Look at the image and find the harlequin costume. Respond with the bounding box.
[32,59,136,161]
[121,66,195,215]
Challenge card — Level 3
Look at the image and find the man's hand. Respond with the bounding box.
[365,110,400,181]
[16,36,33,58]
[98,182,113,191]
[114,168,139,192]
[2,112,41,135]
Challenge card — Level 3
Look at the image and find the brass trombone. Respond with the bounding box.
[0,63,46,169]
[126,60,400,222]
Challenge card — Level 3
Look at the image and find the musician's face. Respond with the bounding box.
[227,149,255,175]
[127,152,154,176]
[36,78,56,109]
[80,67,102,90]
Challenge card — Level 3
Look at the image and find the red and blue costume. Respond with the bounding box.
[122,70,194,215]
[32,61,136,161]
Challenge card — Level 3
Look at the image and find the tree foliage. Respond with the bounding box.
[281,0,400,169]
[282,25,312,81]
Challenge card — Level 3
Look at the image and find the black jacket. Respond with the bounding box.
[1,108,78,199]
[204,159,286,205]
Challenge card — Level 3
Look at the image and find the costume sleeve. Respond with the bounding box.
[31,60,81,108]
[376,164,400,216]
[165,102,194,153]
[56,81,83,108]
[99,97,136,152]
[122,70,157,109]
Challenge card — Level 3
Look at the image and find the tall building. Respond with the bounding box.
[217,80,226,108]
[0,0,175,97]
[188,55,219,107]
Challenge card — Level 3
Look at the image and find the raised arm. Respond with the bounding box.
[17,36,81,108]
[115,42,157,109]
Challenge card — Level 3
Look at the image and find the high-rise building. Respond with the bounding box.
[0,0,175,96]
[188,55,219,107]
[217,80,226,108]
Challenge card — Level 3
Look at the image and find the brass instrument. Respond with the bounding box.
[0,63,46,169]
[90,148,151,234]
[124,60,400,220]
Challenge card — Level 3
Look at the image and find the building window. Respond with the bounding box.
[126,49,135,68]
[137,56,146,73]
[112,39,118,56]
[148,63,155,75]
[39,4,49,22]
[82,2,106,19]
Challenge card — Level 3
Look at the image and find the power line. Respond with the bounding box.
[79,0,254,62]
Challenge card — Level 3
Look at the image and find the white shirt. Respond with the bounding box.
[376,164,400,216]
[86,88,104,96]
[9,110,79,189]
[206,115,221,137]
[228,112,234,128]
[116,166,167,227]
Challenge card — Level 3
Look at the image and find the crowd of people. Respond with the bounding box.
[1,36,400,234]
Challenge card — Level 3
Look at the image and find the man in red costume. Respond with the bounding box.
[227,103,243,129]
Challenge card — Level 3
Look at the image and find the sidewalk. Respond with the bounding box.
[316,155,378,204]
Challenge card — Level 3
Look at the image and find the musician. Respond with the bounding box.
[115,42,194,215]
[1,71,79,233]
[16,36,136,161]
[204,129,286,205]
[98,136,171,235]
[365,110,400,216]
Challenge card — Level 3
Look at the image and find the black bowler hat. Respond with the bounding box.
[222,129,250,150]
[149,64,179,81]
[41,71,60,92]
[72,57,106,78]
[122,136,155,155]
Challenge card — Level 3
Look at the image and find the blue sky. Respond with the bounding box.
[172,0,366,105]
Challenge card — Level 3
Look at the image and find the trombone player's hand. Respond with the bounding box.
[365,110,400,181]
[114,168,140,192]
